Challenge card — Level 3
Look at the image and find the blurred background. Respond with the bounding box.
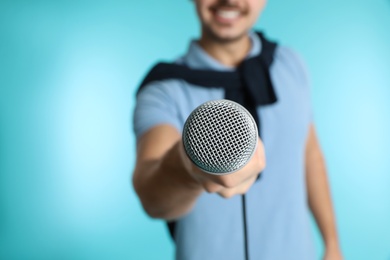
[0,0,389,259]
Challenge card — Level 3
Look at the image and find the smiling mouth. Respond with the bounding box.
[210,4,247,23]
[215,9,241,20]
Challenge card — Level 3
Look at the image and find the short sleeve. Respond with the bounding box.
[271,46,314,124]
[292,51,313,123]
[133,80,182,140]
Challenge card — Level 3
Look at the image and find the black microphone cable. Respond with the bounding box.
[242,194,249,260]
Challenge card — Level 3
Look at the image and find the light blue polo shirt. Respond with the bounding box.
[133,32,316,260]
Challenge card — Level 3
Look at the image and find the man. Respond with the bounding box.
[132,0,342,259]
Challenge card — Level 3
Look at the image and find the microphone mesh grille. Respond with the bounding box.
[182,99,258,175]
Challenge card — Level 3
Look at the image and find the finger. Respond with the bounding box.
[200,180,225,193]
[217,175,258,198]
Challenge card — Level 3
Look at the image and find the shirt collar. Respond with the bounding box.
[182,31,262,71]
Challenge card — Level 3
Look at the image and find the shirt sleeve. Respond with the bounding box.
[293,50,314,123]
[275,46,314,123]
[133,80,182,140]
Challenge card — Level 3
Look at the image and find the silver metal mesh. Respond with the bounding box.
[182,99,258,175]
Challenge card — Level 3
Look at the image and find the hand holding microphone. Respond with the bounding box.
[181,100,266,198]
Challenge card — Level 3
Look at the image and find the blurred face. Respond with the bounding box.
[194,0,266,43]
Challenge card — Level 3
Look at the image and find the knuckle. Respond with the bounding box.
[237,190,246,196]
[220,177,236,188]
[202,182,222,193]
[256,157,265,171]
[219,191,234,199]
[238,186,250,195]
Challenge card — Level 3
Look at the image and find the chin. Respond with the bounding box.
[207,27,249,43]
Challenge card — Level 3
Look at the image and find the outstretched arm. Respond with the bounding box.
[132,124,203,220]
[132,124,265,220]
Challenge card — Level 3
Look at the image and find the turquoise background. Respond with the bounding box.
[1,0,389,259]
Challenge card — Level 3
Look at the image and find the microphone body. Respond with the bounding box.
[182,99,258,175]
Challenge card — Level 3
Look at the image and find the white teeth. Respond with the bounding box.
[216,10,240,19]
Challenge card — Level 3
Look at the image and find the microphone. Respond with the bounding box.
[182,99,258,175]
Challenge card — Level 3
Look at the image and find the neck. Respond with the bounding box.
[198,32,252,67]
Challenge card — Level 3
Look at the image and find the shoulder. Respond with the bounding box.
[138,78,183,100]
[133,79,184,139]
[137,52,188,95]
[272,45,310,86]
